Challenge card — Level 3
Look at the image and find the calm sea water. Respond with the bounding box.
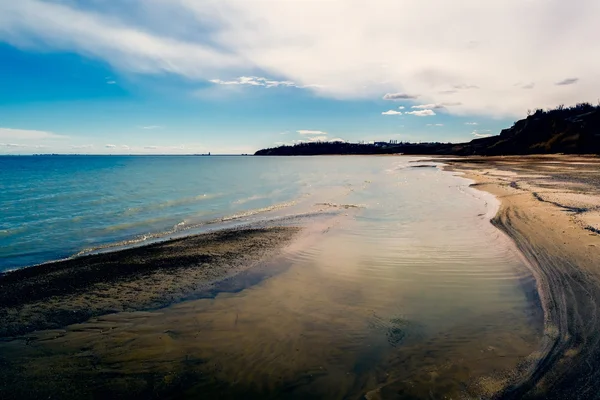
[1,155,380,270]
[0,155,542,398]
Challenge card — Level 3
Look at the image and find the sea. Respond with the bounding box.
[0,155,543,397]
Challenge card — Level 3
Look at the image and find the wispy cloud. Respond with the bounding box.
[105,144,117,148]
[2,0,599,117]
[144,145,158,149]
[427,123,444,126]
[405,110,436,117]
[556,78,579,86]
[398,106,405,110]
[0,127,67,140]
[210,76,311,88]
[383,93,418,100]
[139,125,163,130]
[471,129,492,138]
[453,84,479,89]
[297,130,327,135]
[71,144,94,149]
[465,122,478,125]
[382,110,402,115]
[411,104,445,110]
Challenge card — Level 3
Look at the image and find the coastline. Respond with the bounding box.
[441,155,600,399]
[0,226,301,338]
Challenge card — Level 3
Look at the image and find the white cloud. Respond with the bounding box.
[71,144,94,149]
[427,123,444,126]
[139,125,163,130]
[412,102,459,109]
[412,104,440,109]
[144,145,158,149]
[0,127,66,140]
[105,144,117,148]
[406,110,436,116]
[121,145,130,149]
[2,0,600,116]
[297,130,327,135]
[398,106,405,110]
[471,129,493,138]
[383,93,418,100]
[210,76,304,88]
[106,80,117,85]
[0,143,24,147]
[465,122,478,125]
[382,110,402,115]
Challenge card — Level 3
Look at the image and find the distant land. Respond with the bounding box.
[255,103,600,156]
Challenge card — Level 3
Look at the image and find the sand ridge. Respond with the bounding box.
[0,226,301,338]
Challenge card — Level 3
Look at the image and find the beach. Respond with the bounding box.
[0,155,560,399]
[442,155,600,399]
[0,226,302,338]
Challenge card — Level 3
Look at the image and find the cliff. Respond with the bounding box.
[255,103,600,156]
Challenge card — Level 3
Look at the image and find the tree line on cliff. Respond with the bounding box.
[255,103,600,156]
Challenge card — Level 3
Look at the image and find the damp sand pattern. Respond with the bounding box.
[440,155,600,399]
[0,227,300,338]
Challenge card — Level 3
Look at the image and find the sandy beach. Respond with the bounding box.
[441,155,600,399]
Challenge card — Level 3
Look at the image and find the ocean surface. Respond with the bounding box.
[1,155,375,270]
[0,155,542,397]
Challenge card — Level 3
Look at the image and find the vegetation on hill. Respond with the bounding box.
[255,103,600,156]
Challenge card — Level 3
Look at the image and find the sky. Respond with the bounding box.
[0,0,599,155]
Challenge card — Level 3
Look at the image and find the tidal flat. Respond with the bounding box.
[0,156,550,399]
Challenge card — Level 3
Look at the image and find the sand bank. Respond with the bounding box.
[441,155,600,399]
[0,226,300,338]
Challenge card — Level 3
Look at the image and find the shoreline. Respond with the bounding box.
[440,155,600,399]
[0,226,301,338]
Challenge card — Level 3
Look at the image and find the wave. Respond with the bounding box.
[74,199,301,257]
[123,193,224,216]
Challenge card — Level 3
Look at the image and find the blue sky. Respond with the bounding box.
[1,0,598,154]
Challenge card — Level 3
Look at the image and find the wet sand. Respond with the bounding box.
[0,227,300,338]
[440,155,600,399]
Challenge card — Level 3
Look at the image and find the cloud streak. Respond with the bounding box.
[297,130,327,135]
[382,110,402,115]
[405,110,436,117]
[209,76,309,88]
[1,0,599,116]
[383,93,418,100]
[556,78,579,86]
[0,127,67,140]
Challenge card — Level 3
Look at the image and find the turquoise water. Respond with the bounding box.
[2,155,411,270]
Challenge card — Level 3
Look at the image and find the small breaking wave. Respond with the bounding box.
[75,199,301,257]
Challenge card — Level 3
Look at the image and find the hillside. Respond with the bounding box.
[255,103,600,156]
